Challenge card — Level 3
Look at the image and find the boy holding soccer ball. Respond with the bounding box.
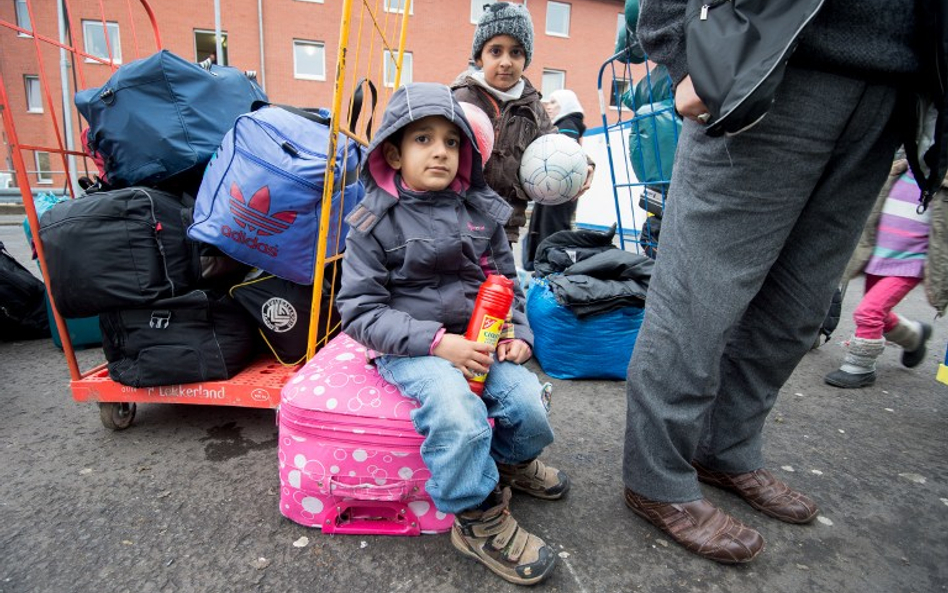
[452,2,594,244]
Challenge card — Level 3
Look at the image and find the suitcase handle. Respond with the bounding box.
[322,500,422,536]
[324,477,415,501]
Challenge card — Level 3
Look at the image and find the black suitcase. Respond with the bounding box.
[39,187,200,318]
[99,290,257,387]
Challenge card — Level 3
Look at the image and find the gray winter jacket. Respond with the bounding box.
[336,83,533,357]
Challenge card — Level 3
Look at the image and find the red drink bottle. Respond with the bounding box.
[464,274,515,395]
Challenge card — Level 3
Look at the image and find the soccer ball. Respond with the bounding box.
[519,134,588,205]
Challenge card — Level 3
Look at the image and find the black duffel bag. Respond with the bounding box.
[39,187,200,318]
[229,262,342,365]
[99,290,257,387]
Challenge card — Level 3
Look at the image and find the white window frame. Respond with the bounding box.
[383,0,413,15]
[293,40,326,81]
[82,20,122,63]
[541,69,566,98]
[24,75,42,113]
[545,1,571,38]
[383,50,413,88]
[470,0,496,24]
[35,151,53,184]
[15,0,32,37]
[193,29,229,66]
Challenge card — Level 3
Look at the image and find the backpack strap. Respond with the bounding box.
[349,78,378,142]
[250,101,332,126]
[250,77,378,140]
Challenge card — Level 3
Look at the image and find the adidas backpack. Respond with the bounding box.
[188,103,365,285]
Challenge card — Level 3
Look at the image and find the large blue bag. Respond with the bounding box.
[526,277,644,380]
[75,50,267,188]
[187,104,364,284]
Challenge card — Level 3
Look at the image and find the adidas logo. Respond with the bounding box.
[223,183,298,258]
[229,183,297,236]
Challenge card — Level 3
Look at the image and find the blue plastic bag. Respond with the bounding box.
[526,277,644,380]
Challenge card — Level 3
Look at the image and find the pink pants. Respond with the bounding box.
[853,274,922,339]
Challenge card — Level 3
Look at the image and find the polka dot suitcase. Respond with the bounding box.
[278,333,453,535]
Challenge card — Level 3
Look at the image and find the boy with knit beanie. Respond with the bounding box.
[452,1,594,244]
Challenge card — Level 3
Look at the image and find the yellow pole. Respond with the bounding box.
[306,0,355,360]
[393,0,412,88]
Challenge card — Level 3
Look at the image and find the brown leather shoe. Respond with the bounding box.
[623,488,764,564]
[693,462,819,524]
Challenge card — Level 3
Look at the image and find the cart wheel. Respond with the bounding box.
[99,402,136,430]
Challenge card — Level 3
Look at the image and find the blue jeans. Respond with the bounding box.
[375,355,554,514]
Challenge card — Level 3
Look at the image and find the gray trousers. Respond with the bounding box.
[622,67,901,502]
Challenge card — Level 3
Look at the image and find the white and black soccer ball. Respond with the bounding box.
[518,134,588,205]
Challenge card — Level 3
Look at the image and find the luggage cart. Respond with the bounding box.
[1,0,409,429]
[595,48,680,257]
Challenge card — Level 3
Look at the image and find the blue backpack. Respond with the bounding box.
[188,101,370,285]
[75,50,267,189]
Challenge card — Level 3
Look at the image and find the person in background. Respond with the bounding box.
[336,83,568,586]
[824,158,944,388]
[622,0,924,565]
[452,2,593,245]
[522,89,588,271]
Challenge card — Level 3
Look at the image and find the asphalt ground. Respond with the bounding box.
[0,219,946,593]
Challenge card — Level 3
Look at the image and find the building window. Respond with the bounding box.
[25,75,42,113]
[541,69,565,98]
[546,1,570,37]
[35,152,52,184]
[383,50,413,88]
[609,79,630,110]
[294,40,326,80]
[82,20,122,63]
[194,30,228,66]
[470,0,496,23]
[15,0,31,36]
[384,0,412,15]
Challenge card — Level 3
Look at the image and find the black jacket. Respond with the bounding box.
[533,226,653,318]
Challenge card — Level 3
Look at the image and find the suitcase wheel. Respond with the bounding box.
[99,402,137,431]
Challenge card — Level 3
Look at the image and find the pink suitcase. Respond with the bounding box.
[278,332,454,535]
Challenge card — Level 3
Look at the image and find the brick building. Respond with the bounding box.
[1,0,633,189]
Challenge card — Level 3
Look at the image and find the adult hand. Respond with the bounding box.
[433,333,495,377]
[675,75,711,124]
[497,339,532,364]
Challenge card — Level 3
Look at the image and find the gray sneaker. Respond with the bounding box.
[451,487,556,586]
[498,458,570,500]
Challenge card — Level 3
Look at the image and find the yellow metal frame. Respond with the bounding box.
[306,0,413,359]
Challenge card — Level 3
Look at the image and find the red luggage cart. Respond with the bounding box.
[0,0,405,429]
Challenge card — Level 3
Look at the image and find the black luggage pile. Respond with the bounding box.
[0,240,50,341]
[36,50,355,387]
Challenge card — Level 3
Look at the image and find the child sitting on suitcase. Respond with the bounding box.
[336,82,568,586]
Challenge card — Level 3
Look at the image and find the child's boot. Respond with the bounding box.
[498,458,570,500]
[884,314,933,368]
[824,337,885,388]
[451,486,556,586]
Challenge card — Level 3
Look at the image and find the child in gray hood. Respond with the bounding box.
[336,82,567,586]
